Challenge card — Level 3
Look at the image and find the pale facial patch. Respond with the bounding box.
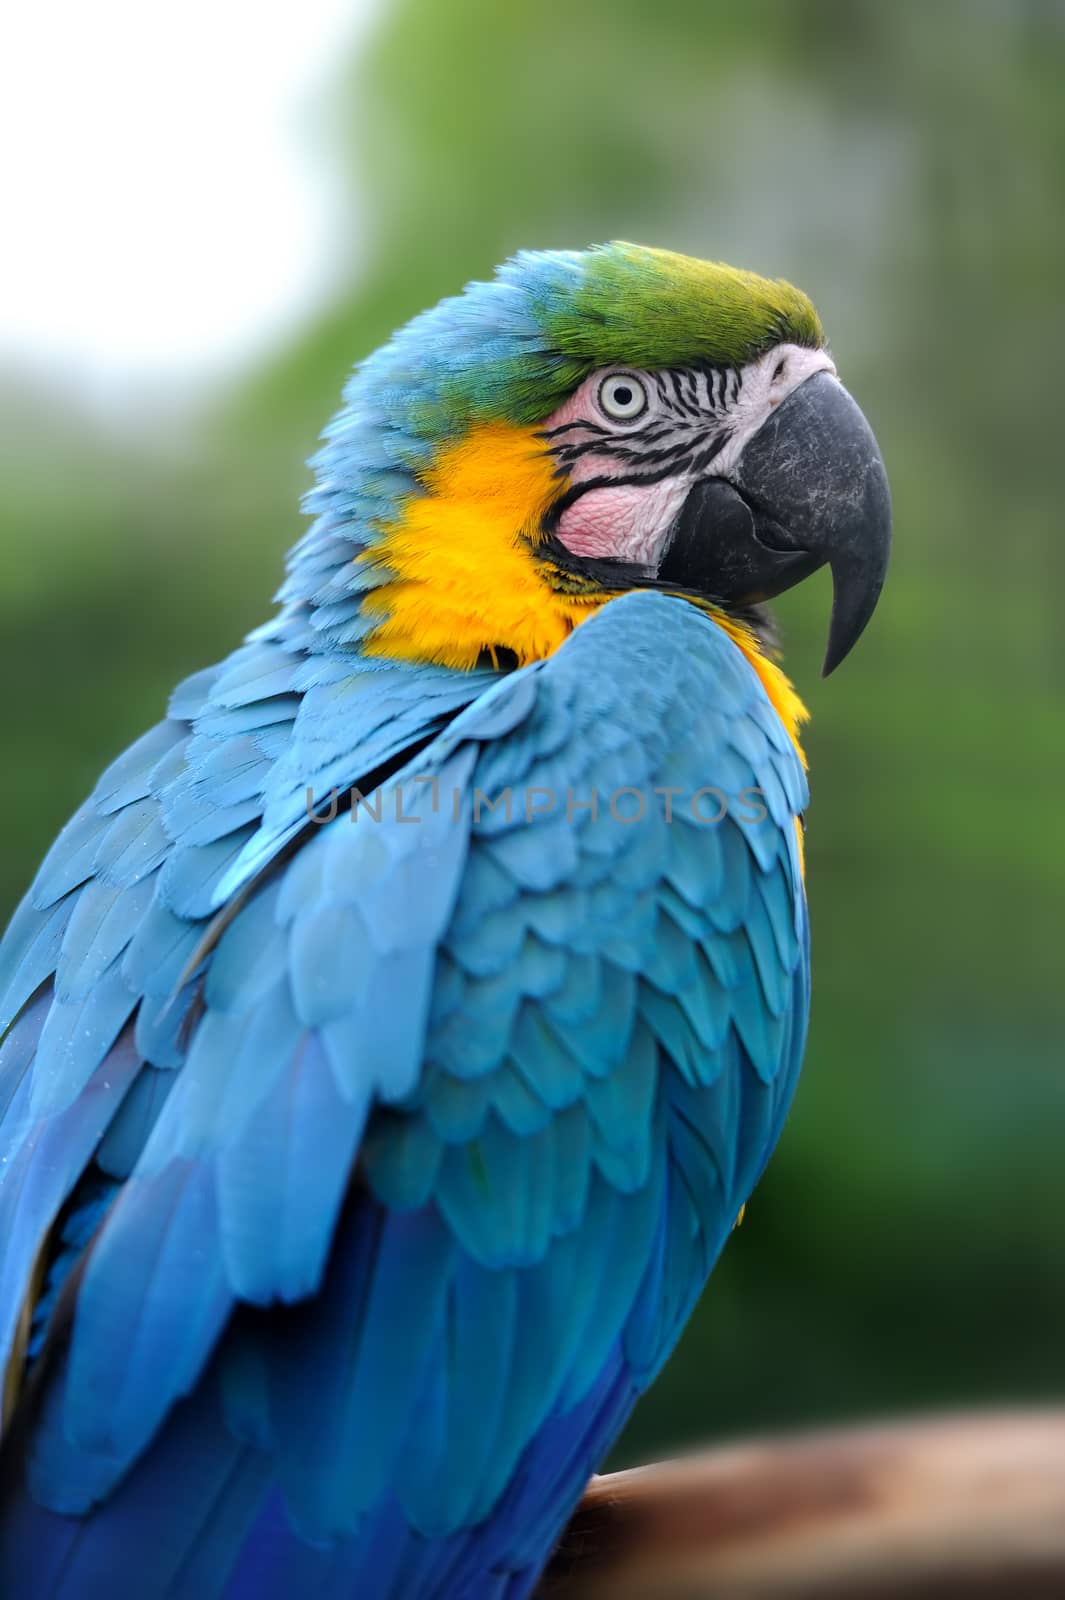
[552,477,692,564]
[542,343,836,569]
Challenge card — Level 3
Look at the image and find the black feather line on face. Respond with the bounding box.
[553,433,729,472]
[528,361,785,646]
[542,363,740,472]
[539,462,693,538]
[538,419,611,441]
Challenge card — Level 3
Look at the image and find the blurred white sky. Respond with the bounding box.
[1,0,380,406]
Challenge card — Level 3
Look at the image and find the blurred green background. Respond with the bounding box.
[2,0,1063,1467]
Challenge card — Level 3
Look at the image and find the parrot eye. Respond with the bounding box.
[597,372,649,423]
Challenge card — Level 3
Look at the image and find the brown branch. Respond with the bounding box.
[539,1411,1065,1598]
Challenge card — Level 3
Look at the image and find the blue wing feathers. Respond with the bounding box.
[94,800,171,887]
[121,898,203,999]
[97,1063,176,1179]
[0,1032,140,1384]
[28,964,139,1120]
[52,1161,231,1475]
[55,877,155,1002]
[0,897,74,1037]
[0,591,810,1597]
[217,1034,367,1303]
[486,1062,546,1139]
[31,807,113,909]
[91,721,187,815]
[509,1000,584,1108]
[158,827,258,918]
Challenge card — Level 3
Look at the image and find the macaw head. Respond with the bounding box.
[297,242,890,690]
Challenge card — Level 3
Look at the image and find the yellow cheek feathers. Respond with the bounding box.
[359,420,808,772]
[360,423,603,672]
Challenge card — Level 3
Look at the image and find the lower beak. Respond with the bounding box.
[657,371,892,675]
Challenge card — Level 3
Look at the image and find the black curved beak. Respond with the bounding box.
[657,371,892,675]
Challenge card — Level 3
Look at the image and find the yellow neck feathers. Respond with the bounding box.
[360,423,599,670]
[359,421,808,761]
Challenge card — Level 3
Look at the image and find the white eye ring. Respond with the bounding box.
[597,372,649,423]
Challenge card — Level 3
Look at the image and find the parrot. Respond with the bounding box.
[0,242,890,1598]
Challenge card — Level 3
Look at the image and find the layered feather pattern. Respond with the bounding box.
[0,590,808,1597]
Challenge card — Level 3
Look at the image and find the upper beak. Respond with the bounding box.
[657,371,892,675]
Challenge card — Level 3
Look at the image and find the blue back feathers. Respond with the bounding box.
[0,590,808,1597]
[0,241,813,1597]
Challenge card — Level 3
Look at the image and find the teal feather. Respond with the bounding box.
[31,806,111,908]
[2,580,810,1596]
[216,1034,367,1303]
[0,896,74,1035]
[584,1016,658,1165]
[423,1070,494,1142]
[552,962,636,1076]
[436,1263,519,1530]
[360,1110,442,1209]
[157,826,258,918]
[97,1064,176,1178]
[168,664,221,719]
[541,949,601,1024]
[134,979,201,1069]
[93,800,171,887]
[55,877,155,1002]
[91,721,185,814]
[509,1001,584,1109]
[121,898,203,999]
[430,969,522,1077]
[28,963,138,1119]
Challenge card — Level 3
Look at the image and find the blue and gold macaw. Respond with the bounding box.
[0,244,889,1598]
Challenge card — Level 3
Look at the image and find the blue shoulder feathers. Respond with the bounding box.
[0,592,808,1598]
